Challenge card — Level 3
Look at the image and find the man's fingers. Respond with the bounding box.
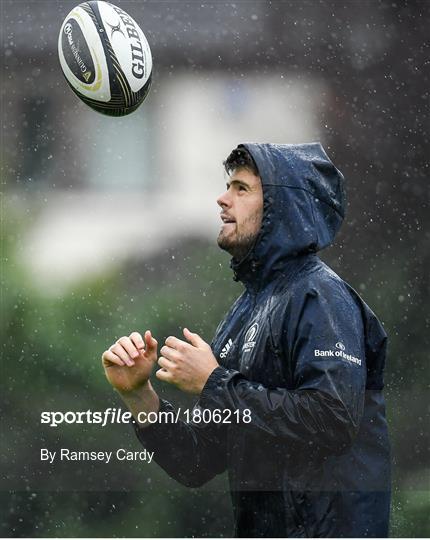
[165,335,187,350]
[110,343,135,366]
[118,336,139,360]
[145,330,158,352]
[183,327,207,348]
[155,367,173,383]
[102,350,125,367]
[157,356,176,371]
[129,331,145,350]
[160,345,180,362]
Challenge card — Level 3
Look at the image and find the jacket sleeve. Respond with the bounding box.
[133,397,228,487]
[198,283,367,453]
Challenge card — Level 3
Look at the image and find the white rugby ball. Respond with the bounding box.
[58,1,152,116]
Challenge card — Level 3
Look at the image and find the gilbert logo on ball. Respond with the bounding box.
[58,1,152,116]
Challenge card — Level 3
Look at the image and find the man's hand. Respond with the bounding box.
[102,330,158,394]
[156,328,219,394]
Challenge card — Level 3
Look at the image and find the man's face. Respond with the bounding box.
[216,167,264,260]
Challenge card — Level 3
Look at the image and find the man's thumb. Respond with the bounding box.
[183,328,206,348]
[144,330,158,351]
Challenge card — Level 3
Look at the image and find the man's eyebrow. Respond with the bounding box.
[226,179,250,188]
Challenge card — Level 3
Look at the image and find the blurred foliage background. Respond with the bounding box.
[1,0,429,537]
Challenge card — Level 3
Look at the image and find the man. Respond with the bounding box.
[102,143,391,537]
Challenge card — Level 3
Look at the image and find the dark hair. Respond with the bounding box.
[223,146,259,176]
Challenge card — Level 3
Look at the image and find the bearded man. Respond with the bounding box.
[102,143,391,538]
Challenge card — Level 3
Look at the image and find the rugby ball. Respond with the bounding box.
[58,1,152,116]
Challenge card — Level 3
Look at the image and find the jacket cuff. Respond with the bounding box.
[199,365,238,408]
[132,398,174,446]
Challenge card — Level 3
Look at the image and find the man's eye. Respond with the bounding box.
[238,185,246,191]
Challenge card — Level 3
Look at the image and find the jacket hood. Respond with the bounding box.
[231,142,346,288]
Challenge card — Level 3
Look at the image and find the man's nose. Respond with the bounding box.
[217,189,231,209]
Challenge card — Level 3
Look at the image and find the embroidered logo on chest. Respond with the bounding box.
[220,338,233,359]
[242,322,259,353]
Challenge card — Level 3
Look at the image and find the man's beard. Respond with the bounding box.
[217,207,263,261]
[217,228,259,261]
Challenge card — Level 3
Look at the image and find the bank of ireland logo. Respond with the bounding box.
[242,322,259,353]
[314,341,362,366]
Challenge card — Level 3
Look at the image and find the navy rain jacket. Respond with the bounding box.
[135,143,391,537]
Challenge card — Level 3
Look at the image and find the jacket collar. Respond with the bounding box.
[231,251,317,293]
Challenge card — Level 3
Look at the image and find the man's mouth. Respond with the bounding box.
[220,214,236,224]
